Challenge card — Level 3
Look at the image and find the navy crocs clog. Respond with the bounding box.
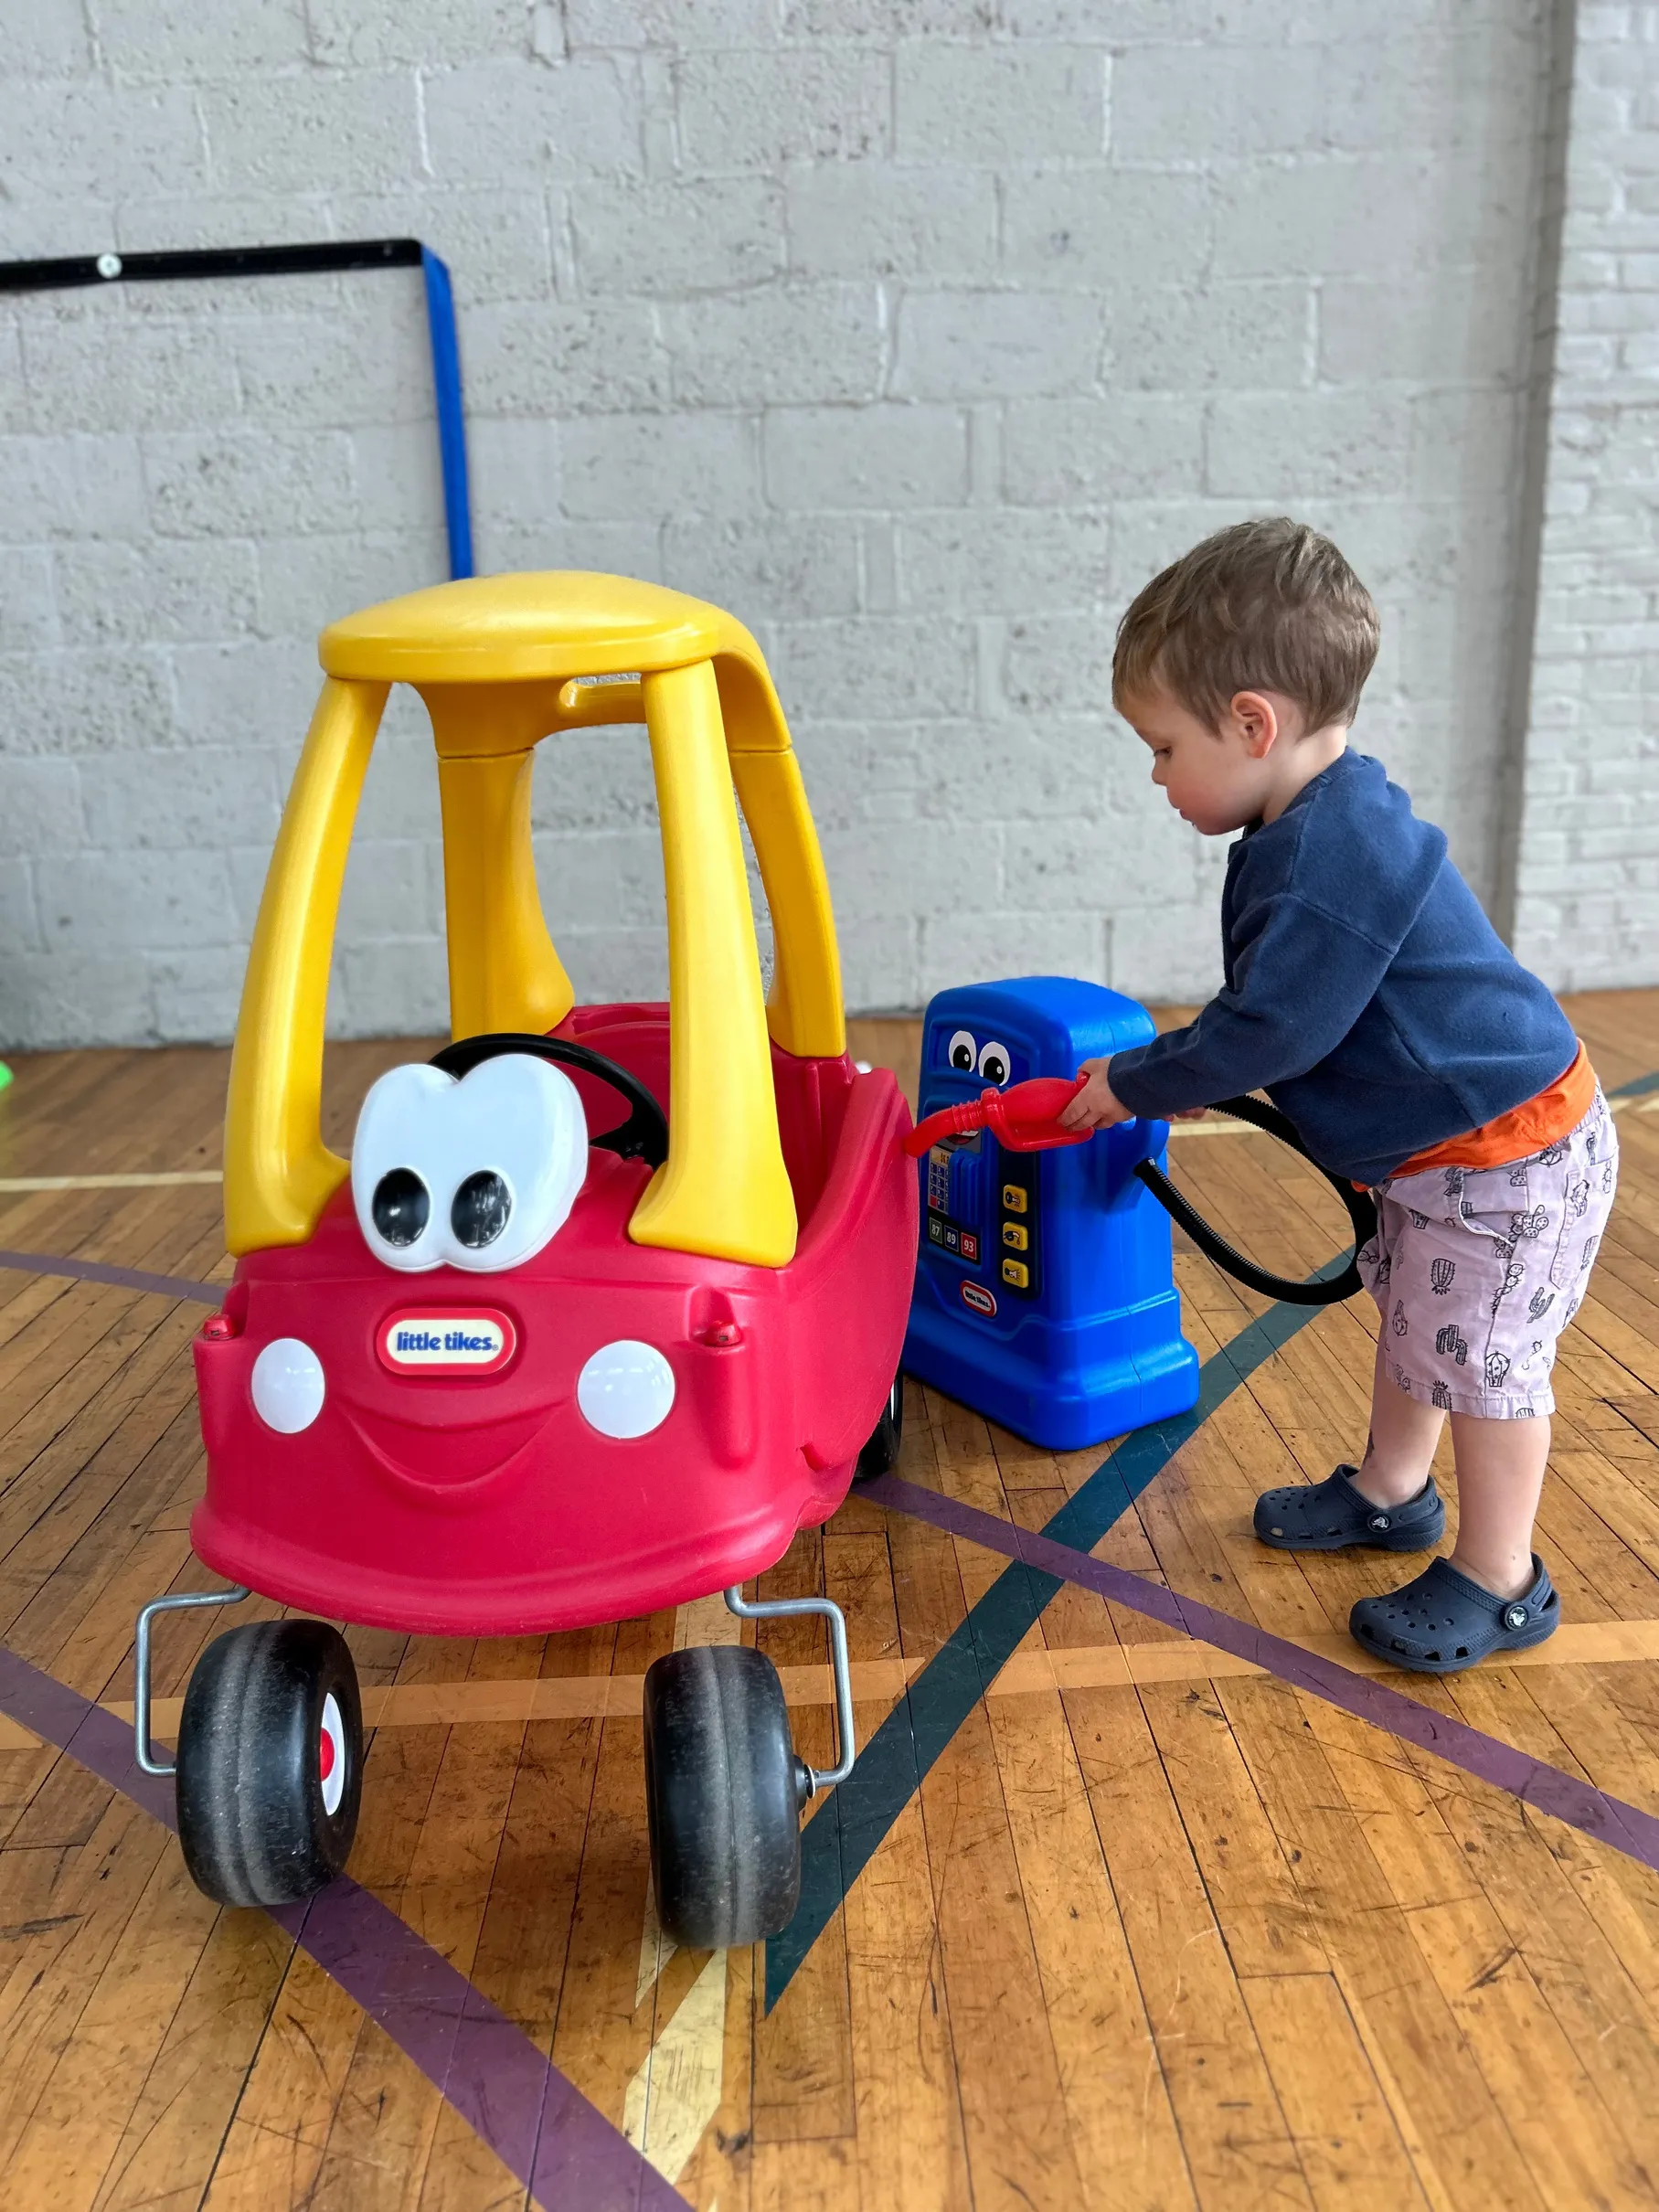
[1253,1463,1446,1553]
[1349,1554,1559,1675]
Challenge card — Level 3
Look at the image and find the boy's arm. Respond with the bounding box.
[1100,888,1401,1121]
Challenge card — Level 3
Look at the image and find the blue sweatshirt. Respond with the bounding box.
[1106,749,1579,1187]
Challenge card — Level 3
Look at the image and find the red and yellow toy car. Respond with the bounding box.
[135,574,916,1945]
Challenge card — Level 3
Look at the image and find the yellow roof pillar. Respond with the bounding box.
[223,675,386,1255]
[627,658,798,1267]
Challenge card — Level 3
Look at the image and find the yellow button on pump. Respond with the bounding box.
[1002,1221,1028,1251]
[1001,1258,1030,1289]
[1002,1184,1027,1214]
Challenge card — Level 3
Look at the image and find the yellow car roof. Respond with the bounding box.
[227,572,845,1269]
[320,572,728,686]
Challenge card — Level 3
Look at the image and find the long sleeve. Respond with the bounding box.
[1107,884,1404,1118]
[1095,750,1575,1185]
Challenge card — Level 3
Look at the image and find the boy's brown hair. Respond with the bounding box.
[1112,516,1379,733]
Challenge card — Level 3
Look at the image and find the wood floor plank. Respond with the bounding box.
[834,1451,972,2212]
[1240,1974,1430,2212]
[3,1842,221,2211]
[462,1624,613,2039]
[0,1792,178,2178]
[199,1950,365,2211]
[1067,1681,1317,2211]
[896,1398,1089,2210]
[1218,1675,1550,2212]
[90,1909,294,2212]
[1136,1678,1326,1983]
[749,2135,858,2212]
[1300,1695,1654,2209]
[988,1683,1197,2210]
[751,1527,854,2148]
[547,1612,668,2134]
[917,1694,1090,2210]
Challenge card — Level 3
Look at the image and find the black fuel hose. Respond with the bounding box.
[1133,1094,1377,1307]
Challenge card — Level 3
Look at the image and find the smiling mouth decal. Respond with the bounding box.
[345,1401,557,1487]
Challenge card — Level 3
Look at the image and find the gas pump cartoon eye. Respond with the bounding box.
[352,1055,589,1274]
[977,1040,1012,1087]
[948,1028,977,1072]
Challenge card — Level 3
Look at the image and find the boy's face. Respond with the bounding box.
[1122,686,1281,835]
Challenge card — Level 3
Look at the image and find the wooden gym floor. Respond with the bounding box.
[2,994,1659,2210]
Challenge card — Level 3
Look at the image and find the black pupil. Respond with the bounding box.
[452,1170,512,1249]
[951,1043,973,1069]
[372,1168,429,1247]
[983,1053,1006,1084]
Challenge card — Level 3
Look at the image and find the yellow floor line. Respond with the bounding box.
[623,1949,728,2185]
[634,1596,744,2012]
[636,1875,675,2013]
[623,1584,736,2186]
[0,1172,222,1190]
[31,1618,1656,1761]
[1164,1120,1269,1139]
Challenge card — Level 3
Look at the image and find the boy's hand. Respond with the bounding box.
[1169,1105,1210,1121]
[1059,1059,1133,1131]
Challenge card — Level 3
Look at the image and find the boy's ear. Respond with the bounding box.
[1230,689,1281,757]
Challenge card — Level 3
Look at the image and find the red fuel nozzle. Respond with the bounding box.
[903,1074,1094,1158]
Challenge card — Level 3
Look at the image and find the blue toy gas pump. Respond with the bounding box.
[901,976,1199,1450]
[900,974,1378,1452]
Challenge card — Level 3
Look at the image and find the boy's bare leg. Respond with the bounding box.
[1444,1411,1549,1601]
[1349,1336,1443,1506]
[1349,1337,1548,1598]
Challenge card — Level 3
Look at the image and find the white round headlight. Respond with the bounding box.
[251,1337,325,1434]
[577,1340,675,1440]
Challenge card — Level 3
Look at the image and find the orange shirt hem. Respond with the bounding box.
[1384,1042,1595,1184]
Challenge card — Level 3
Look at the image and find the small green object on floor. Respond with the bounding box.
[0,1064,12,1092]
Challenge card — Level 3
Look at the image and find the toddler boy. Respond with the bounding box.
[1059,517,1617,1675]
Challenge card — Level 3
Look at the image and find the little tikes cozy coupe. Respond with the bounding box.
[136,575,915,1947]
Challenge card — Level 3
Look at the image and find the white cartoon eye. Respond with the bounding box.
[948,1028,977,1072]
[977,1040,1011,1087]
[351,1055,589,1274]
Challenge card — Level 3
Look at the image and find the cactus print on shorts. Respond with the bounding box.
[1354,1087,1618,1419]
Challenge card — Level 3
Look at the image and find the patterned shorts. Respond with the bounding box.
[1356,1089,1619,1420]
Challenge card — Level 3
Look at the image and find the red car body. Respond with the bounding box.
[192,1004,917,1638]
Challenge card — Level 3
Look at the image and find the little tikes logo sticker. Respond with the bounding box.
[960,1280,997,1318]
[378,1310,516,1376]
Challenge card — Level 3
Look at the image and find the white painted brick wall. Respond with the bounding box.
[0,0,1620,1053]
[1511,3,1659,991]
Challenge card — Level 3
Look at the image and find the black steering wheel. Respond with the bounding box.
[429,1032,668,1170]
[1133,1093,1377,1307]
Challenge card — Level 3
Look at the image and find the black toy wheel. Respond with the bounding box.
[643,1643,803,1949]
[854,1370,904,1482]
[175,1619,363,1908]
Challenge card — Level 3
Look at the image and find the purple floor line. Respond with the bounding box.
[0,1643,680,2212]
[0,1247,223,1305]
[867,1473,1659,1878]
